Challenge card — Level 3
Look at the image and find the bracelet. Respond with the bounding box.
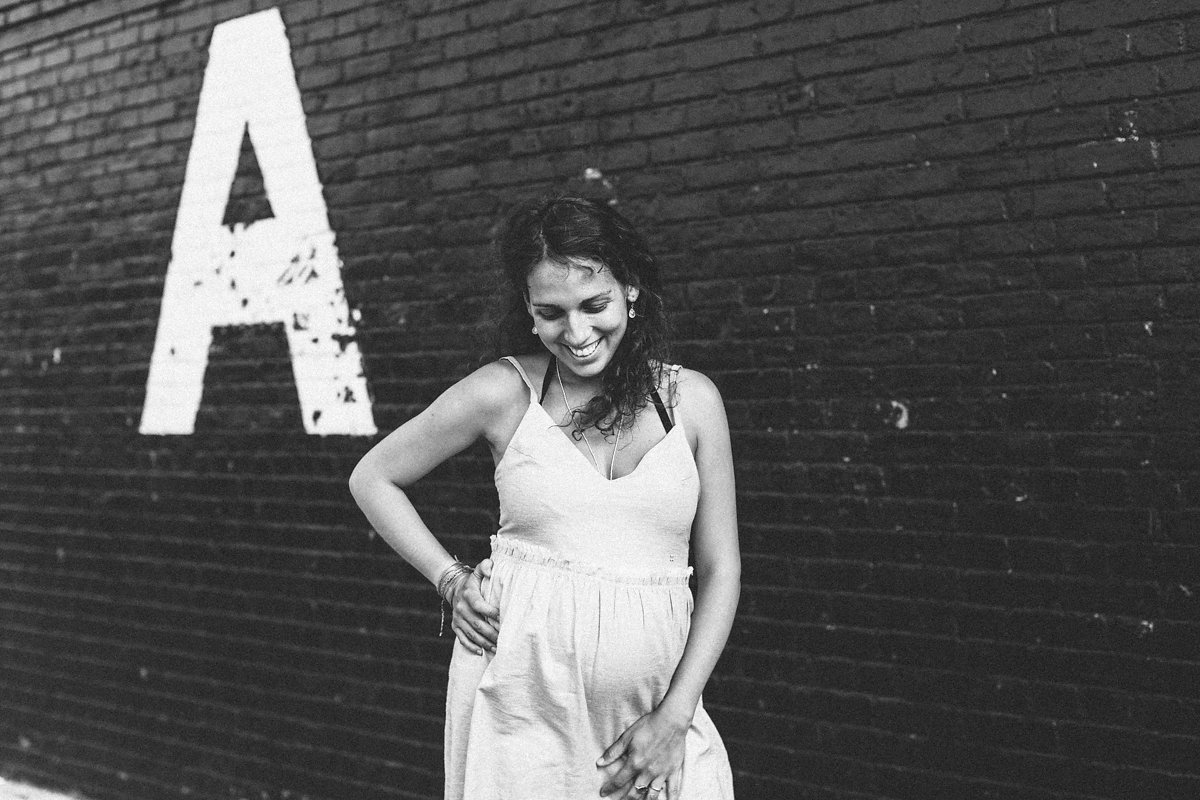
[436,558,473,637]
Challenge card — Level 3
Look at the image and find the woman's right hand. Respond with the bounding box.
[449,558,501,655]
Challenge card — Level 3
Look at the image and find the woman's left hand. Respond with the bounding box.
[596,705,689,799]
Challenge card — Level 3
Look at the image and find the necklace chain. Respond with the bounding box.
[554,358,619,480]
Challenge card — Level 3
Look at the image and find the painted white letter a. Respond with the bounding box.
[140,8,376,436]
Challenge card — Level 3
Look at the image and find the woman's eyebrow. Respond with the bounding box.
[531,291,612,308]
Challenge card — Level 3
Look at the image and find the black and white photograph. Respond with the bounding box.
[1,1,1197,799]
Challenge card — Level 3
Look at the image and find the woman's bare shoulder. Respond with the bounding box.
[436,358,532,425]
[509,352,551,384]
[670,364,720,395]
[672,366,726,423]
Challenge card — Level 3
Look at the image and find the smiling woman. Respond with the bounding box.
[349,196,740,799]
[527,261,626,371]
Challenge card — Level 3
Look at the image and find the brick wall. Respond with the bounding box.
[2,0,1199,798]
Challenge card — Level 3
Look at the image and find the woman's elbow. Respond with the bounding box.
[348,459,379,497]
[696,557,740,588]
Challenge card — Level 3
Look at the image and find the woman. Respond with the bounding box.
[349,196,739,799]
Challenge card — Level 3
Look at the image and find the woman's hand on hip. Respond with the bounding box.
[450,559,500,655]
[596,705,689,799]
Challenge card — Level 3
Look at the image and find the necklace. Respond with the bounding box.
[554,358,619,480]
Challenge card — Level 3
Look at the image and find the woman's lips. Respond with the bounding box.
[564,339,601,359]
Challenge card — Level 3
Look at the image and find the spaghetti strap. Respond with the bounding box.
[667,364,682,428]
[499,356,537,402]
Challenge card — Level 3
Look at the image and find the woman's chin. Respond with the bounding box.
[557,344,610,379]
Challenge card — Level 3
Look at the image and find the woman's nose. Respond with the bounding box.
[564,313,590,344]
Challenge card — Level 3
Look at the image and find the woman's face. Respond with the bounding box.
[525,257,637,382]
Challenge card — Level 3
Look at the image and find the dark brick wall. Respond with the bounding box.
[2,0,1199,798]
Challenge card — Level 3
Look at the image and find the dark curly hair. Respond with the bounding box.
[492,195,672,437]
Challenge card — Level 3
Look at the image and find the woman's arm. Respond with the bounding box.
[348,360,522,651]
[598,369,741,799]
[658,368,741,720]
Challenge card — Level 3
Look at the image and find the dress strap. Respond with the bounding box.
[499,356,537,401]
[666,364,682,428]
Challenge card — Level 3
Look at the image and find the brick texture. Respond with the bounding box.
[2,1,1199,799]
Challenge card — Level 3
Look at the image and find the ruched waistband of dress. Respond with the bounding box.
[489,535,693,586]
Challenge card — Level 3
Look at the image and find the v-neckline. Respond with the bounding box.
[529,400,683,483]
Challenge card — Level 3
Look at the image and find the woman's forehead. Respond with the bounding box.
[526,257,621,299]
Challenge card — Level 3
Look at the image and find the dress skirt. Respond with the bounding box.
[444,535,735,799]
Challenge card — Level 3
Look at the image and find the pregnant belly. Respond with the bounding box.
[478,560,694,716]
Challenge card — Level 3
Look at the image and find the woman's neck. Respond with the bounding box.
[552,357,604,396]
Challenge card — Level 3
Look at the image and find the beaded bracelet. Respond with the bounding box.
[436,558,473,637]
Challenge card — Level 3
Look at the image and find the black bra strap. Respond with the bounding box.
[540,358,556,404]
[650,390,672,433]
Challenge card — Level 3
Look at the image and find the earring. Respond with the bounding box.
[531,324,538,335]
[628,307,636,319]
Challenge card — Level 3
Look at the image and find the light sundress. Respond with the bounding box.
[443,356,735,799]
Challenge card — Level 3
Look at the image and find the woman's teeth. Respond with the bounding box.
[567,340,600,358]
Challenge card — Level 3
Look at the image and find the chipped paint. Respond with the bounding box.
[1113,109,1141,143]
[1081,107,1161,158]
[582,166,619,205]
[140,9,375,436]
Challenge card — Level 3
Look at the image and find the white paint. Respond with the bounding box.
[889,400,909,429]
[0,776,78,800]
[140,8,375,436]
